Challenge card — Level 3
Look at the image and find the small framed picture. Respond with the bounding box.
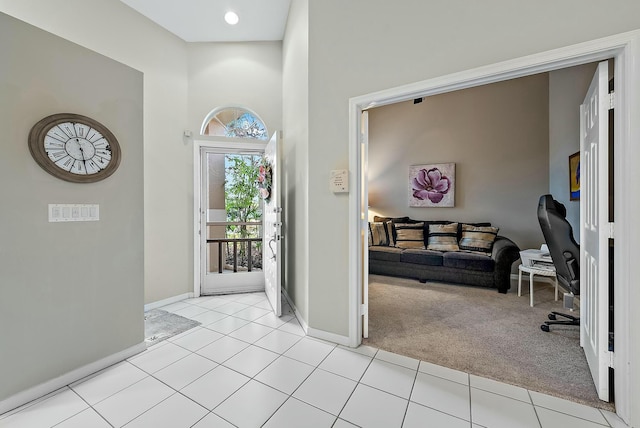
[569,151,580,201]
[409,163,455,207]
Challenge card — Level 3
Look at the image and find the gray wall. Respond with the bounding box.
[549,62,599,239]
[0,13,144,400]
[368,74,550,250]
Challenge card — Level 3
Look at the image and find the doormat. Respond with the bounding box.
[144,309,201,346]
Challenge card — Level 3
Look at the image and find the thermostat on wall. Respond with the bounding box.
[330,170,349,193]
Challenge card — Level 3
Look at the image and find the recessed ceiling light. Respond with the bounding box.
[224,11,239,25]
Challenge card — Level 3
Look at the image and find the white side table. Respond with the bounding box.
[518,264,558,307]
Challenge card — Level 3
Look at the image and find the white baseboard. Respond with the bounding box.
[307,327,351,347]
[144,292,193,312]
[281,288,351,347]
[0,342,146,415]
[281,288,308,333]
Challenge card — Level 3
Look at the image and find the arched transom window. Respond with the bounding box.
[201,106,268,140]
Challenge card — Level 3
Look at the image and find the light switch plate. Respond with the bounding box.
[49,204,99,222]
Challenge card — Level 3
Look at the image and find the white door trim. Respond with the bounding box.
[349,30,640,425]
[193,138,268,298]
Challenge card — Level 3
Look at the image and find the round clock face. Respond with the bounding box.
[28,113,121,183]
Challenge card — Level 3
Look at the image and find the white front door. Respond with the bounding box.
[262,132,282,316]
[580,60,611,401]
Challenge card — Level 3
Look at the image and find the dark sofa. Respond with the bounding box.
[368,217,520,293]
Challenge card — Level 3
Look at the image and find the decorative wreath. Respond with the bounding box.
[257,158,273,202]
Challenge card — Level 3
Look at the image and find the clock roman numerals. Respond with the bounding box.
[86,129,104,143]
[46,149,67,162]
[47,128,69,142]
[54,155,74,172]
[74,123,90,139]
[85,159,101,174]
[44,136,65,149]
[92,155,109,168]
[59,123,76,138]
[93,138,110,150]
[70,159,85,175]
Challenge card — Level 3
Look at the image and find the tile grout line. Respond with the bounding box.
[528,389,544,428]
[399,363,420,428]
[0,386,73,421]
[74,371,149,410]
[60,386,114,428]
[332,347,378,426]
[116,392,180,428]
[185,411,211,428]
[528,389,615,427]
[598,408,614,428]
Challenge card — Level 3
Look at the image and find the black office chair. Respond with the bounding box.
[537,194,580,332]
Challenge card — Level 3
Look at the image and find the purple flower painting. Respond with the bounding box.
[409,163,455,207]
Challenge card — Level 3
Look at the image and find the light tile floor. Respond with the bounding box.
[0,292,630,428]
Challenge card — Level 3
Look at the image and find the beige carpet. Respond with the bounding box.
[363,274,614,411]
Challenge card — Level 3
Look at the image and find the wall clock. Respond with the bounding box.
[28,113,121,183]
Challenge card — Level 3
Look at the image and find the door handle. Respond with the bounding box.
[268,237,277,260]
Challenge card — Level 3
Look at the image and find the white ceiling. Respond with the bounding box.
[120,0,292,42]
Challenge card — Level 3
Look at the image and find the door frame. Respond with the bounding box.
[193,136,267,298]
[348,30,640,424]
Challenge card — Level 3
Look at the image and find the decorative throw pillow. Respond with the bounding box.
[373,215,410,224]
[373,216,413,242]
[427,223,460,251]
[394,223,425,249]
[368,221,394,246]
[459,224,499,255]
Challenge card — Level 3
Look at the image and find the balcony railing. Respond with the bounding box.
[206,238,263,273]
[206,221,262,274]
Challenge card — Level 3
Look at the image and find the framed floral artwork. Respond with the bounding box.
[409,163,455,207]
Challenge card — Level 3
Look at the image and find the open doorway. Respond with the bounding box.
[349,32,638,424]
[196,106,269,296]
[361,63,609,408]
[199,149,265,295]
[193,132,283,316]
